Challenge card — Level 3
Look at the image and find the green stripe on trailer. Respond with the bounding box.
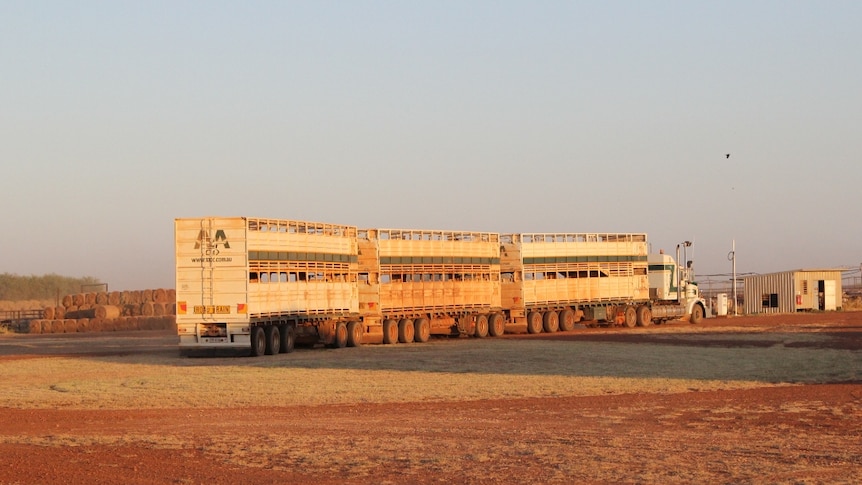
[524,255,647,265]
[249,251,358,263]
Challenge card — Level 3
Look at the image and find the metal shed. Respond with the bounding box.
[741,269,845,314]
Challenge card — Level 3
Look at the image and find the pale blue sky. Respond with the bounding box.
[2,1,860,290]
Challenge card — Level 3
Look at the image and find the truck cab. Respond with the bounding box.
[647,253,706,323]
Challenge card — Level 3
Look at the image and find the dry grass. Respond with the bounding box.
[0,335,859,410]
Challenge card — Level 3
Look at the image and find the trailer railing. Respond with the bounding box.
[0,310,44,322]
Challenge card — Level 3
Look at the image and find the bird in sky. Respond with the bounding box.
[726,153,731,159]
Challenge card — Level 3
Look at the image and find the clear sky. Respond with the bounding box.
[2,1,860,291]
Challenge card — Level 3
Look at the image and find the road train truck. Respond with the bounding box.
[175,217,706,356]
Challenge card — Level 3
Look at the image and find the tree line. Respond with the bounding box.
[0,273,103,301]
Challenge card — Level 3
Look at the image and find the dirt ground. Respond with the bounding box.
[1,312,860,484]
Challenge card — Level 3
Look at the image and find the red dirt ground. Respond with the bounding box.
[1,312,860,484]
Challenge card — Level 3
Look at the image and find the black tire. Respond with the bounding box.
[347,321,363,347]
[250,326,266,357]
[398,318,415,343]
[488,313,505,337]
[636,305,652,327]
[331,322,348,348]
[623,305,637,328]
[474,314,489,338]
[279,325,295,353]
[690,304,704,324]
[527,311,543,334]
[413,317,430,343]
[265,325,280,355]
[543,311,559,333]
[383,319,398,344]
[558,309,575,332]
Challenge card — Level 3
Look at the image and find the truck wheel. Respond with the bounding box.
[264,325,280,355]
[413,318,430,343]
[398,319,415,343]
[279,325,295,353]
[347,321,363,347]
[250,326,266,357]
[527,312,543,334]
[474,314,489,338]
[330,322,348,348]
[488,313,505,336]
[383,319,398,344]
[623,306,637,328]
[690,304,704,324]
[558,309,575,331]
[543,311,559,333]
[636,306,652,327]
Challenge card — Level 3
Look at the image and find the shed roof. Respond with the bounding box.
[741,268,849,280]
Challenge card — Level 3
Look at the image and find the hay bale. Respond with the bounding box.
[152,302,166,316]
[77,318,89,332]
[88,318,102,332]
[95,305,121,320]
[167,289,176,301]
[141,302,155,316]
[167,303,176,315]
[54,306,65,319]
[22,320,42,334]
[95,292,108,305]
[152,288,167,303]
[100,320,117,332]
[128,317,141,330]
[43,307,55,320]
[108,291,122,306]
[61,294,73,308]
[84,293,96,305]
[146,317,159,330]
[142,289,154,303]
[63,319,77,333]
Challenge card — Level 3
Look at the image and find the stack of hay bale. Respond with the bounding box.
[21,288,176,334]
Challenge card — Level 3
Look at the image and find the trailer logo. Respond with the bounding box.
[195,229,230,255]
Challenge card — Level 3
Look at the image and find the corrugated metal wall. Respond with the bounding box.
[743,270,844,314]
[743,272,796,314]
